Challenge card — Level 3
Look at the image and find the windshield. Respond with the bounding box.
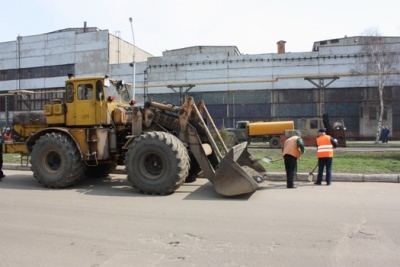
[105,80,132,104]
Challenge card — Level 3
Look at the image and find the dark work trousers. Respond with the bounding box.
[283,154,297,188]
[316,157,333,184]
[0,154,3,177]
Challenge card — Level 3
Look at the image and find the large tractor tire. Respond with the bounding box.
[30,132,85,188]
[84,163,117,178]
[125,131,190,195]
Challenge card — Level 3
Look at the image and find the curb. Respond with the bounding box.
[3,164,399,183]
[267,172,400,183]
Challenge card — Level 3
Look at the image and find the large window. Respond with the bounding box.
[369,106,377,119]
[368,106,388,120]
[275,89,315,103]
[0,64,74,81]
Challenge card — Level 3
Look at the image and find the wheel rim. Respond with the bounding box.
[270,137,280,148]
[45,151,61,171]
[140,152,165,179]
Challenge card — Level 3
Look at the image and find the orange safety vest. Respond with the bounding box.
[282,135,301,159]
[3,133,11,140]
[317,135,334,158]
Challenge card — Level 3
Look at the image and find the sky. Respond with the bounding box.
[2,0,400,57]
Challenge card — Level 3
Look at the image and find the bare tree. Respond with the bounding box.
[352,29,399,144]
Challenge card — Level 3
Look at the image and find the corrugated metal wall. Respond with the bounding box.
[147,85,398,139]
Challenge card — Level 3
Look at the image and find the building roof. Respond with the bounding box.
[312,36,400,51]
[47,27,100,35]
[162,45,241,56]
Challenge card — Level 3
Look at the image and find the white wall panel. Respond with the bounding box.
[17,77,65,90]
[20,56,45,67]
[44,53,74,65]
[0,58,17,69]
[0,80,18,91]
[0,42,17,69]
[0,41,17,53]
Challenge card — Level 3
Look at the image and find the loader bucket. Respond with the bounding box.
[214,142,267,196]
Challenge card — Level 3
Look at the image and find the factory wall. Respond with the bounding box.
[0,28,399,139]
[111,42,400,139]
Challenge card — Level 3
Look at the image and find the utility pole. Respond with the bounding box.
[129,17,136,102]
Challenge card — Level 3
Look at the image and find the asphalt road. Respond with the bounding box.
[0,170,399,267]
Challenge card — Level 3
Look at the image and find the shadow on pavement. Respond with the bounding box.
[1,174,253,200]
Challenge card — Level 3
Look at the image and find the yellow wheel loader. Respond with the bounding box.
[4,75,266,196]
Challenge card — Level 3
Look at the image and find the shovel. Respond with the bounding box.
[308,163,318,182]
[262,156,283,163]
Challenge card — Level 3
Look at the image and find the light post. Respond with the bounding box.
[129,17,136,102]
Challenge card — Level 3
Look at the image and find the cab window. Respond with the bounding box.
[77,84,93,100]
[66,83,74,103]
[237,122,247,129]
[310,119,318,129]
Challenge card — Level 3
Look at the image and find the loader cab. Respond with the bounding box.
[298,118,324,136]
[225,121,250,143]
[62,76,132,127]
[63,77,104,126]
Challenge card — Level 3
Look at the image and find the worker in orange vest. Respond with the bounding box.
[3,130,12,141]
[314,128,338,186]
[282,131,305,189]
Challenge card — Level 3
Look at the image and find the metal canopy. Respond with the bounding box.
[304,76,339,116]
[167,84,195,104]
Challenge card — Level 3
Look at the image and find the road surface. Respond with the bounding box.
[0,170,399,267]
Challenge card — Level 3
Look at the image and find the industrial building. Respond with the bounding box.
[1,26,399,139]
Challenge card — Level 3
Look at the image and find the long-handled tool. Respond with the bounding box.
[308,163,318,182]
[262,156,283,163]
